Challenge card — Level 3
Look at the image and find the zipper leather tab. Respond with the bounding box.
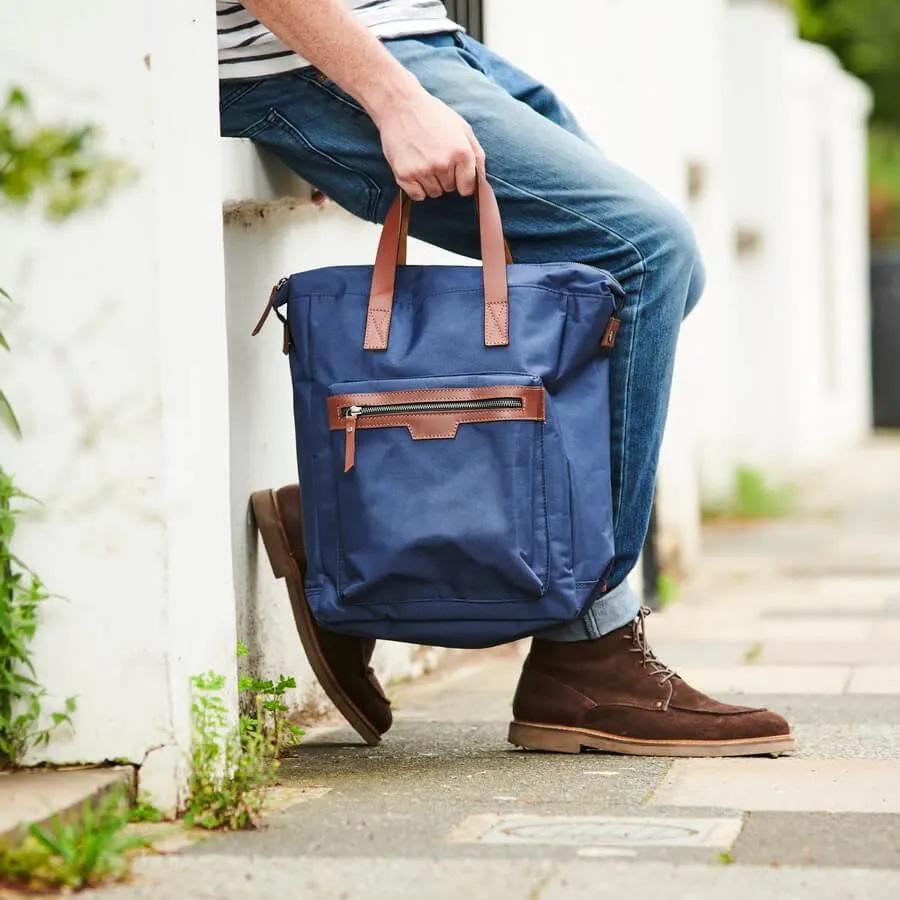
[252,278,287,337]
[600,314,621,350]
[344,406,361,472]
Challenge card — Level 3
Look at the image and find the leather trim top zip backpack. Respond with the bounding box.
[254,176,624,649]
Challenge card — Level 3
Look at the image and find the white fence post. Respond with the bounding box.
[0,0,236,811]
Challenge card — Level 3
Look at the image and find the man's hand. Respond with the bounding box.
[241,0,486,200]
[375,91,485,201]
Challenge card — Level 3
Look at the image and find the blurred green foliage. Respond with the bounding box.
[0,87,127,221]
[794,0,900,129]
[794,0,900,245]
[1,86,129,435]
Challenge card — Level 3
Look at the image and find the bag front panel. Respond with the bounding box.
[281,261,620,647]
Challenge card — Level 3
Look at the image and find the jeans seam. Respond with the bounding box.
[488,172,647,539]
[219,80,263,111]
[267,109,381,220]
[292,71,368,116]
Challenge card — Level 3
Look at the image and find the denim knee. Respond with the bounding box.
[643,200,706,318]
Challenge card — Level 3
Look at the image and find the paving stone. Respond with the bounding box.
[675,665,849,695]
[760,641,900,666]
[0,767,132,840]
[543,861,900,900]
[846,666,900,694]
[763,608,900,619]
[651,759,900,813]
[107,856,554,900]
[879,622,900,640]
[792,723,900,759]
[650,618,873,643]
[96,857,900,900]
[732,811,900,869]
[650,639,756,668]
[718,692,900,725]
[749,583,893,610]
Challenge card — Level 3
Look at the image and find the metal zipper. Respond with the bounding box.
[341,397,524,472]
[342,397,523,418]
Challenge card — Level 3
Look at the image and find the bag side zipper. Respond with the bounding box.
[342,397,524,472]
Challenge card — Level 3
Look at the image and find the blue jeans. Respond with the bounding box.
[220,32,705,641]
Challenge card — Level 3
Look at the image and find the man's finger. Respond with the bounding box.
[419,174,444,199]
[400,178,426,202]
[455,155,477,197]
[470,135,487,178]
[436,166,457,194]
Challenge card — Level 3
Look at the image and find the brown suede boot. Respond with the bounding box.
[251,485,392,745]
[509,608,794,757]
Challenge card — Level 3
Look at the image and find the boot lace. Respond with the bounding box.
[629,606,678,685]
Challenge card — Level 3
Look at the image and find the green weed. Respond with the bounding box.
[0,788,146,891]
[703,467,795,522]
[0,471,76,766]
[184,647,303,831]
[656,573,680,607]
[128,793,165,824]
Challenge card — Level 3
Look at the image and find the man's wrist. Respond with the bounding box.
[356,67,423,125]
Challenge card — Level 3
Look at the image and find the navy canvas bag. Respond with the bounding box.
[261,177,624,649]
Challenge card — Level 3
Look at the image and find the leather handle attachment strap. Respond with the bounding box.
[364,174,512,352]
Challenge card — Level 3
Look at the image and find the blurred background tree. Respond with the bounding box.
[794,0,900,246]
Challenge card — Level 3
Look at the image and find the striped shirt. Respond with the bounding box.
[217,1,461,80]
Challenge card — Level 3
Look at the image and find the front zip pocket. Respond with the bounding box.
[325,373,564,605]
[339,397,526,472]
[328,388,544,473]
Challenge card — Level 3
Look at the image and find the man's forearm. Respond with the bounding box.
[239,0,484,200]
[241,0,423,124]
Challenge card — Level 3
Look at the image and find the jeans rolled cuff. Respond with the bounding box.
[537,580,641,642]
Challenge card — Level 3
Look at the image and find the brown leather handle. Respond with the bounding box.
[364,174,511,351]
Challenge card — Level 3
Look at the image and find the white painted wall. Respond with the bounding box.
[488,0,871,569]
[721,3,872,481]
[0,0,236,811]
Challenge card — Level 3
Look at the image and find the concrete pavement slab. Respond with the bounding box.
[760,641,900,665]
[648,618,874,643]
[96,857,900,900]
[651,759,900,813]
[675,665,850,694]
[543,860,900,900]
[792,723,900,759]
[0,767,133,841]
[648,639,756,668]
[716,692,900,724]
[847,667,900,694]
[732,811,900,869]
[103,856,555,900]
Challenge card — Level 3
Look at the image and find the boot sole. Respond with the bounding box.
[250,489,382,747]
[508,721,795,758]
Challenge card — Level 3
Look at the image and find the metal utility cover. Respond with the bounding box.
[449,814,743,848]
